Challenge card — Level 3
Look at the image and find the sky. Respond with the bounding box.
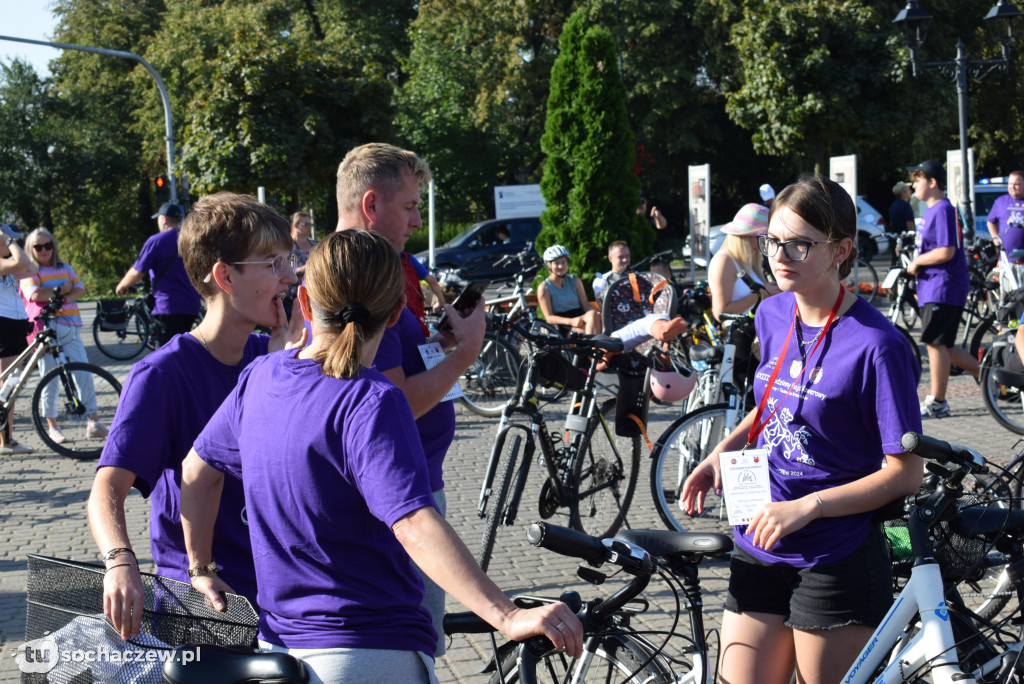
[0,1,61,77]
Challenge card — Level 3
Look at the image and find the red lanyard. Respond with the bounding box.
[745,287,845,449]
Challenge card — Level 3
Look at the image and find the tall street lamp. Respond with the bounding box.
[893,1,1022,234]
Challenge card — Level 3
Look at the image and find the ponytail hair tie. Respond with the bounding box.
[337,302,370,327]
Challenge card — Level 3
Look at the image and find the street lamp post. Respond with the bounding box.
[894,0,1022,235]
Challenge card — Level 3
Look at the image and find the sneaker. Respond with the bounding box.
[920,395,952,419]
[86,421,108,439]
[0,440,33,454]
[47,426,66,444]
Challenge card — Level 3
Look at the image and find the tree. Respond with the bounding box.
[0,59,56,229]
[538,9,646,291]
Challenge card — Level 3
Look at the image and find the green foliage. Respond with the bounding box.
[539,9,647,294]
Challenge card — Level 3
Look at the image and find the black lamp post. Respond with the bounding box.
[894,0,1022,234]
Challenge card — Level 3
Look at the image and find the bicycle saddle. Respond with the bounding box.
[991,368,1024,391]
[584,334,624,353]
[614,529,733,558]
[162,644,308,684]
[688,343,723,364]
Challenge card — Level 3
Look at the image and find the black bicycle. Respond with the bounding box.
[94,285,203,361]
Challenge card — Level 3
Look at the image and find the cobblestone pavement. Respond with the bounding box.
[1,299,1022,682]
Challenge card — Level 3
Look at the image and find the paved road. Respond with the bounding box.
[1,295,1021,682]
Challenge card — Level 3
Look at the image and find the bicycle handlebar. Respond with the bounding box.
[495,314,624,355]
[900,431,987,474]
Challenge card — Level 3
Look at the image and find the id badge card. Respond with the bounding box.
[719,448,771,526]
[417,342,462,402]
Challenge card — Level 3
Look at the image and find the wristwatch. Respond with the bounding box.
[187,561,218,578]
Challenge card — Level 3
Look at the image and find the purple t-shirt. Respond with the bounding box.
[133,229,202,316]
[194,352,438,652]
[915,198,968,307]
[737,294,922,567]
[374,307,456,492]
[97,333,269,603]
[988,193,1024,255]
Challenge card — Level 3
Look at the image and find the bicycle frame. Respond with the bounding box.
[0,324,67,417]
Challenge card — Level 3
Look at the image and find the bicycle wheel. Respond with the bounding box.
[92,308,149,360]
[459,333,520,417]
[968,314,998,366]
[478,433,523,573]
[492,634,674,684]
[980,344,1024,435]
[650,404,733,531]
[569,398,640,538]
[843,258,878,304]
[895,325,923,385]
[955,468,1016,622]
[32,362,122,460]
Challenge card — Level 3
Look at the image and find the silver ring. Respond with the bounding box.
[556,621,566,632]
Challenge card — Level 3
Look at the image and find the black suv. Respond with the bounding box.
[416,217,542,280]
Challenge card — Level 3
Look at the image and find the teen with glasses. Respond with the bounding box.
[682,176,923,684]
[88,192,307,640]
[22,227,107,444]
[179,230,581,684]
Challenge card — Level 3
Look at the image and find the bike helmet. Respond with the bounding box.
[543,244,571,263]
[650,365,696,403]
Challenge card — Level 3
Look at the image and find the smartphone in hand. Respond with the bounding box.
[437,280,490,331]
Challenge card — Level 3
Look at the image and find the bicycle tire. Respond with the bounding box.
[31,362,122,460]
[478,434,522,573]
[459,333,520,417]
[843,258,879,305]
[569,398,640,538]
[956,468,1016,623]
[491,633,674,684]
[92,307,149,360]
[980,344,1024,435]
[968,314,998,366]
[650,404,733,530]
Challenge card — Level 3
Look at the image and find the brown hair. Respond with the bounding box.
[335,143,432,218]
[608,240,629,254]
[178,192,293,298]
[291,211,312,225]
[304,230,403,379]
[770,176,858,278]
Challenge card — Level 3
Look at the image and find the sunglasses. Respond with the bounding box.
[32,243,54,252]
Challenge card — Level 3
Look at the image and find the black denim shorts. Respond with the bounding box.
[919,302,963,347]
[725,525,893,630]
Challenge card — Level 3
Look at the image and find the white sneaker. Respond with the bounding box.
[86,421,108,439]
[47,426,66,444]
[0,441,33,454]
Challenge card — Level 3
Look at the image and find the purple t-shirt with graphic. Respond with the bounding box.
[737,294,922,567]
[195,352,438,652]
[988,193,1024,255]
[133,229,202,316]
[374,307,456,492]
[915,198,968,307]
[98,333,269,603]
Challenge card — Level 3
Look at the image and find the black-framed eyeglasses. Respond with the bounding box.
[757,235,830,262]
[230,253,300,279]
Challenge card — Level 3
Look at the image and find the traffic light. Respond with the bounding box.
[155,175,169,202]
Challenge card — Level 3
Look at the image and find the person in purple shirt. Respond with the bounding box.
[88,192,306,640]
[335,143,486,656]
[179,230,581,683]
[906,159,976,418]
[681,176,923,684]
[987,170,1024,254]
[115,202,202,346]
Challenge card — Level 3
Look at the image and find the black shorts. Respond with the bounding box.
[0,317,30,358]
[725,525,893,630]
[919,302,963,347]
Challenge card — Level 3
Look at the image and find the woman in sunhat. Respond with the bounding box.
[709,203,780,321]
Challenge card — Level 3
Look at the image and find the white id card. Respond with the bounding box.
[719,448,771,526]
[417,342,462,402]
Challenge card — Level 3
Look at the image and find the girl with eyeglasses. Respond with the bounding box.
[179,230,581,683]
[682,176,923,684]
[22,227,107,444]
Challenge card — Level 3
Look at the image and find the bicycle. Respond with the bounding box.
[2,294,122,459]
[650,312,757,529]
[475,315,641,572]
[93,285,202,361]
[842,256,879,304]
[445,521,733,684]
[841,431,1024,683]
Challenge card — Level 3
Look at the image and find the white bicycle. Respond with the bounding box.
[843,431,1024,684]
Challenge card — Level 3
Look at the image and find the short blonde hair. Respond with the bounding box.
[335,143,432,218]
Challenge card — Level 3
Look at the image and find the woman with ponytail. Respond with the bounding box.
[179,230,581,684]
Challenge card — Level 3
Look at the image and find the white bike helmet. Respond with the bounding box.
[543,244,571,263]
[650,365,696,403]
